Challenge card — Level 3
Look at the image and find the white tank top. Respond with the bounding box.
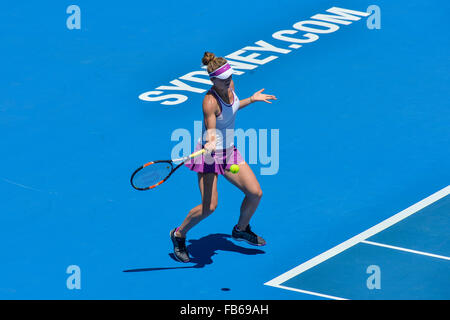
[203,88,240,150]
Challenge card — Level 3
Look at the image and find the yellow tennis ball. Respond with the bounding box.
[230,164,240,174]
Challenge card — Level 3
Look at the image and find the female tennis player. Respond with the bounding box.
[170,52,277,262]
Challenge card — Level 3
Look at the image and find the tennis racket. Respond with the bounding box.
[130,149,206,190]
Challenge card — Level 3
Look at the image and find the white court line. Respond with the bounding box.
[361,240,450,261]
[273,285,347,300]
[264,185,450,298]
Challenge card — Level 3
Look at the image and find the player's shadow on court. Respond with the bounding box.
[123,233,265,272]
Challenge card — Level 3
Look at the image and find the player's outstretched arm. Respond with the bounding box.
[239,88,277,110]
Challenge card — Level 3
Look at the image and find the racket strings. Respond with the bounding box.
[132,162,172,189]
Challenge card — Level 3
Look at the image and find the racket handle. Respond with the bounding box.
[172,149,206,163]
[189,149,206,158]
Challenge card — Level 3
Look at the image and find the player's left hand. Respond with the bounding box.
[252,89,277,104]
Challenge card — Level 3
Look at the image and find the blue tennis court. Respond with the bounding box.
[1,0,449,300]
[266,187,450,299]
